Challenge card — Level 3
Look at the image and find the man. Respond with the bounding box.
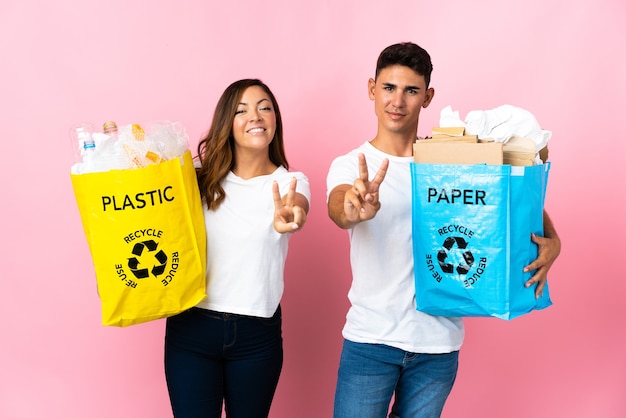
[326,42,560,418]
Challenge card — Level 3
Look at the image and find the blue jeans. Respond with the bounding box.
[333,340,459,418]
[164,306,283,418]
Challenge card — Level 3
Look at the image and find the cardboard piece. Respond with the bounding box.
[431,126,466,136]
[429,134,478,142]
[503,136,536,166]
[413,141,503,165]
[420,128,545,166]
[430,126,477,142]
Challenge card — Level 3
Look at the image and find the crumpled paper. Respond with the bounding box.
[439,104,551,153]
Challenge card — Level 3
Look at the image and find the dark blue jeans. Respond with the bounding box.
[164,306,283,418]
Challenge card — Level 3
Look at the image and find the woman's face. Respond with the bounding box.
[232,85,276,153]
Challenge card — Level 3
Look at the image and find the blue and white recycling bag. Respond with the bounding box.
[410,162,552,320]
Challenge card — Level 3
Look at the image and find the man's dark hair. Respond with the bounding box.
[375,42,433,87]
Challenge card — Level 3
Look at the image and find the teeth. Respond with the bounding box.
[248,128,265,134]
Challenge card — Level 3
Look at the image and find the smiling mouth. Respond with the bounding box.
[247,127,266,134]
[388,111,405,119]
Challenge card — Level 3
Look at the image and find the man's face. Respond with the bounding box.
[368,64,434,137]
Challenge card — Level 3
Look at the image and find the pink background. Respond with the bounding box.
[1,1,625,417]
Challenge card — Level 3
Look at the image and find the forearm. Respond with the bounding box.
[524,209,561,296]
[543,210,559,239]
[292,193,310,214]
[328,185,358,229]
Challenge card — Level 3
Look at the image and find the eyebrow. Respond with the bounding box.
[238,98,270,106]
[382,82,420,91]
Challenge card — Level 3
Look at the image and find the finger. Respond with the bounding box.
[524,251,551,275]
[274,222,293,234]
[358,153,370,182]
[352,178,368,200]
[347,189,364,211]
[284,177,297,207]
[530,232,547,246]
[524,267,548,297]
[523,259,541,273]
[344,189,364,219]
[369,158,389,190]
[535,279,546,299]
[272,181,283,211]
[525,272,547,298]
[525,270,539,287]
[292,206,306,230]
[523,234,548,272]
[273,207,292,234]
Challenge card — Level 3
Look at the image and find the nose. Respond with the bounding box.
[249,109,263,122]
[391,91,405,109]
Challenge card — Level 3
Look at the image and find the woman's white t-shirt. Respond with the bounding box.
[195,166,310,318]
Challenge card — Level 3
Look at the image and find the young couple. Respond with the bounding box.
[163,42,561,418]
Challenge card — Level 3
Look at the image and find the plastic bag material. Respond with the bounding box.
[71,150,207,326]
[410,162,552,320]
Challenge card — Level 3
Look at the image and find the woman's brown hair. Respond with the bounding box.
[196,79,289,210]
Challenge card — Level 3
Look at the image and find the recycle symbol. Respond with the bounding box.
[127,240,168,279]
[437,236,475,275]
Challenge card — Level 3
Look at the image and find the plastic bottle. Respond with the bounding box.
[69,123,96,163]
[82,136,96,162]
[103,121,118,137]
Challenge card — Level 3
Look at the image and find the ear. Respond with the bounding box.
[368,78,376,100]
[422,87,435,108]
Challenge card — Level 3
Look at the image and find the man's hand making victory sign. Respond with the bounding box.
[328,153,389,229]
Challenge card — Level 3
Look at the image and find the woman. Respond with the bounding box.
[165,79,310,418]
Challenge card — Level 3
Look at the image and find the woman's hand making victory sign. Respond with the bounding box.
[273,177,308,234]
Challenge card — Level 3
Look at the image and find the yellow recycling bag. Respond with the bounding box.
[71,150,207,327]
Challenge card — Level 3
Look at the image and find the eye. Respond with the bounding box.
[406,88,418,95]
[235,109,245,115]
[260,106,272,112]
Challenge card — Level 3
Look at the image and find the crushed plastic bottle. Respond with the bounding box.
[70,123,95,162]
[69,121,190,174]
[103,121,119,140]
